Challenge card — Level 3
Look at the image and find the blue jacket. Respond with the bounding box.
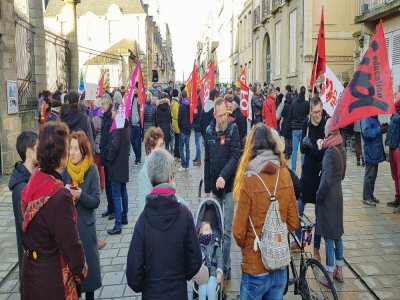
[361,117,385,165]
[386,107,400,149]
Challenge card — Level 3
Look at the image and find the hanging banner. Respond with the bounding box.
[96,73,104,99]
[330,20,395,130]
[239,83,250,117]
[137,64,146,128]
[320,65,344,117]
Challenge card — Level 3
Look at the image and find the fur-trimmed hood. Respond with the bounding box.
[156,98,170,107]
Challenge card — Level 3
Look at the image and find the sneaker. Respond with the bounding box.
[394,205,400,214]
[108,213,115,220]
[122,220,128,225]
[134,163,139,167]
[107,227,121,235]
[333,266,344,283]
[371,196,379,203]
[178,166,186,172]
[363,199,376,207]
[193,160,201,166]
[387,200,400,207]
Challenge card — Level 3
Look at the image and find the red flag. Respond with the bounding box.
[137,64,146,128]
[239,83,250,117]
[200,61,215,107]
[309,6,326,89]
[239,69,246,86]
[96,73,104,99]
[189,62,198,124]
[330,20,395,130]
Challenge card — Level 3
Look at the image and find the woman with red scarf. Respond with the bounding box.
[315,119,347,287]
[21,122,87,299]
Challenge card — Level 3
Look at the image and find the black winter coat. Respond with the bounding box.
[204,120,241,196]
[251,94,263,123]
[289,93,309,130]
[231,108,247,150]
[316,145,346,240]
[126,188,202,300]
[178,102,192,135]
[108,120,130,183]
[200,100,214,137]
[143,103,157,133]
[99,107,113,166]
[61,105,95,152]
[8,161,31,289]
[193,99,202,132]
[280,95,293,139]
[300,118,326,204]
[156,98,172,145]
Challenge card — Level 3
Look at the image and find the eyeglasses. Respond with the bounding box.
[311,110,322,116]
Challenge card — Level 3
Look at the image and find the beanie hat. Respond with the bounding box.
[233,95,240,106]
[172,89,179,98]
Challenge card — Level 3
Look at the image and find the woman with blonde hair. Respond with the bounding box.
[232,123,299,299]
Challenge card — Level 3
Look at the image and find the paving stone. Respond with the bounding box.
[102,271,125,285]
[100,284,125,298]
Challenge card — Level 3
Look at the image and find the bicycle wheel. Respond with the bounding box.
[299,258,338,300]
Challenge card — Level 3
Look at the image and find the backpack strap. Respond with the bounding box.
[250,168,281,202]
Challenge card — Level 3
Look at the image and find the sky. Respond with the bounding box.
[160,0,213,82]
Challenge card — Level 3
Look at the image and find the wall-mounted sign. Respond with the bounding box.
[7,81,19,114]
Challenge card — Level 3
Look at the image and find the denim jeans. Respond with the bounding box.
[104,166,114,214]
[179,132,190,168]
[174,133,180,158]
[324,238,344,273]
[111,181,128,229]
[130,125,142,164]
[194,130,201,160]
[240,269,287,300]
[213,192,235,271]
[363,164,378,200]
[295,199,321,249]
[291,129,304,172]
[198,275,217,300]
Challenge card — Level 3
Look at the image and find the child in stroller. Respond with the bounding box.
[196,221,223,300]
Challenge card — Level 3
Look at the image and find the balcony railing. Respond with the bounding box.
[262,0,270,18]
[253,6,261,28]
[356,0,395,16]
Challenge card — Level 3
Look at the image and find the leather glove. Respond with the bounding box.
[302,137,313,150]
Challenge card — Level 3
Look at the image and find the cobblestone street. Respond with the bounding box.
[0,136,400,299]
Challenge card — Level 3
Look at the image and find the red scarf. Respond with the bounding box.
[322,134,343,149]
[21,169,86,300]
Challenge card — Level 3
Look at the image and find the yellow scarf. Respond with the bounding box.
[67,155,93,188]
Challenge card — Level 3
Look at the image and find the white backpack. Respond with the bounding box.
[248,169,291,270]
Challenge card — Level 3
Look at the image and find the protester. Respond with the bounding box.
[251,84,263,125]
[292,97,326,260]
[99,94,115,220]
[275,87,284,111]
[196,222,223,300]
[354,120,365,166]
[45,99,62,122]
[61,91,95,153]
[62,131,102,299]
[232,123,299,298]
[171,89,181,161]
[386,86,400,212]
[316,119,347,286]
[126,149,202,299]
[289,86,309,172]
[156,94,172,151]
[143,95,157,134]
[281,86,294,159]
[38,90,51,126]
[200,88,218,141]
[129,84,143,166]
[193,90,203,166]
[178,90,192,171]
[91,102,105,193]
[107,105,130,235]
[231,95,247,150]
[204,98,241,278]
[21,122,87,298]
[262,88,277,129]
[8,131,38,297]
[361,116,387,206]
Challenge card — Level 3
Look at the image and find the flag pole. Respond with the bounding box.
[307,50,319,137]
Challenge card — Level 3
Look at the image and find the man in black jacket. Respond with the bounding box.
[126,149,201,299]
[99,94,115,220]
[204,98,241,279]
[289,86,309,172]
[8,131,38,298]
[251,84,263,126]
[178,91,192,171]
[200,88,217,141]
[231,96,247,150]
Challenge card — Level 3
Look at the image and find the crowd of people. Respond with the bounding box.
[7,78,400,299]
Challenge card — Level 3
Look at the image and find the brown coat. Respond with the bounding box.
[233,163,299,275]
[22,188,86,299]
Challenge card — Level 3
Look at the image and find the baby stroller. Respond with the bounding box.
[193,179,225,300]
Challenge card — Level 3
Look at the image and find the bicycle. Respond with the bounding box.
[285,214,339,300]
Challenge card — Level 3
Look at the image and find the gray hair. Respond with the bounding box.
[113,92,123,104]
[325,118,340,136]
[100,94,112,104]
[147,149,174,187]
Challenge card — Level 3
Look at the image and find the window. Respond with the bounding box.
[255,37,260,80]
[385,30,400,90]
[275,21,281,76]
[289,10,297,73]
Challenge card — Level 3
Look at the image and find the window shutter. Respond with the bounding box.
[392,31,400,65]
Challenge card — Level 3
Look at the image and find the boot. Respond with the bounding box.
[387,199,400,207]
[313,248,321,262]
[333,266,344,283]
[318,272,334,288]
[394,205,400,214]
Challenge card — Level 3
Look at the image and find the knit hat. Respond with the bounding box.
[193,263,209,286]
[233,95,240,106]
[172,89,179,98]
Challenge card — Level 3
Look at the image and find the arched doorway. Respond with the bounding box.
[265,35,271,84]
